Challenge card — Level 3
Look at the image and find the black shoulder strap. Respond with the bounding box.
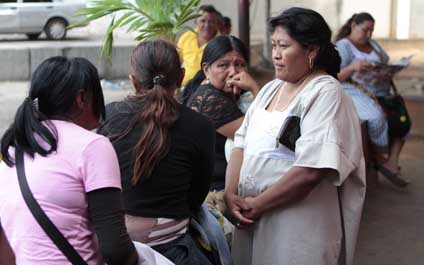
[15,149,88,265]
[337,186,347,265]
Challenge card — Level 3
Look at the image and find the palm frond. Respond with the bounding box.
[73,0,201,58]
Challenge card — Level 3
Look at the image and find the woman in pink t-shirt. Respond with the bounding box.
[0,57,138,264]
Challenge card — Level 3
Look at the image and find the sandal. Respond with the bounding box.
[376,165,409,187]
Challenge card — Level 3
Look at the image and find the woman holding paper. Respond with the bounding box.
[335,12,410,187]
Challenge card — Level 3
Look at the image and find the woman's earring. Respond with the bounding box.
[205,77,211,85]
[309,57,314,69]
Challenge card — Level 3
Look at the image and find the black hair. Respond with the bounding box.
[269,7,341,78]
[223,16,231,28]
[335,12,375,41]
[0,56,105,166]
[198,4,220,15]
[182,35,249,104]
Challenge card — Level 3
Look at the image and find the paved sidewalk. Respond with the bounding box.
[355,137,424,265]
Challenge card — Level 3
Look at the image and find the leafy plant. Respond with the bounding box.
[69,0,201,58]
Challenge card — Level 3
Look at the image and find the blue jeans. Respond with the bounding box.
[152,233,212,265]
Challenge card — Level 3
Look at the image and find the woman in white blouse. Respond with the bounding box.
[225,7,366,265]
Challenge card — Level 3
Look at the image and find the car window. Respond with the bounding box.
[0,0,17,3]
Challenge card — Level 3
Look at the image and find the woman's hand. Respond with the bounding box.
[224,192,254,228]
[226,71,260,97]
[352,59,373,72]
[338,59,374,81]
[242,196,264,221]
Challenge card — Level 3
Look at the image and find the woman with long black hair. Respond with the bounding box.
[98,40,215,265]
[0,56,138,264]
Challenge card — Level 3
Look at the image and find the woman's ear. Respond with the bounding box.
[350,21,357,31]
[202,62,211,79]
[75,89,86,110]
[129,74,142,92]
[307,46,319,62]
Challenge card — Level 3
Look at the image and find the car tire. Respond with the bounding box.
[26,33,41,40]
[45,18,67,40]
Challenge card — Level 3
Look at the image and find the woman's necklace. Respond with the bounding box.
[272,74,311,112]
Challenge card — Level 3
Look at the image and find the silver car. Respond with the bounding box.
[0,0,86,40]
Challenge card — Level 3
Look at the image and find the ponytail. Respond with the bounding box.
[335,12,375,41]
[335,15,355,41]
[131,82,178,184]
[315,43,341,79]
[1,56,104,168]
[125,40,183,184]
[1,97,57,167]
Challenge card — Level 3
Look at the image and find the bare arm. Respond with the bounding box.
[243,166,332,220]
[338,59,372,81]
[216,117,244,140]
[216,71,261,139]
[224,148,254,225]
[225,148,244,195]
[338,63,356,81]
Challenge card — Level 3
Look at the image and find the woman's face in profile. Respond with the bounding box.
[203,50,247,93]
[271,26,310,82]
[350,20,374,44]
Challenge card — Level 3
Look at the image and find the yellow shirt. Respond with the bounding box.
[177,30,206,85]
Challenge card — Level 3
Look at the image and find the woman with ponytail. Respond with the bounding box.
[98,40,215,264]
[336,13,409,186]
[225,7,365,265]
[0,57,138,264]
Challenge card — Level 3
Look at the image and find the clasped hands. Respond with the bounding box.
[224,192,263,229]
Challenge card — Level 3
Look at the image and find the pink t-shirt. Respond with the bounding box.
[0,120,121,265]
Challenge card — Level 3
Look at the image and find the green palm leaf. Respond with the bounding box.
[69,0,202,58]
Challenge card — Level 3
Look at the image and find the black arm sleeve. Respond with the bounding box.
[188,119,216,211]
[87,188,138,265]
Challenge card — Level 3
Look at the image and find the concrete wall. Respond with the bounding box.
[410,0,424,38]
[0,44,134,81]
[79,0,424,42]
[202,0,424,41]
[202,0,340,43]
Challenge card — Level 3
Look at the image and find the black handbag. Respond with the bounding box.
[349,79,412,139]
[15,149,88,265]
[377,81,412,138]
